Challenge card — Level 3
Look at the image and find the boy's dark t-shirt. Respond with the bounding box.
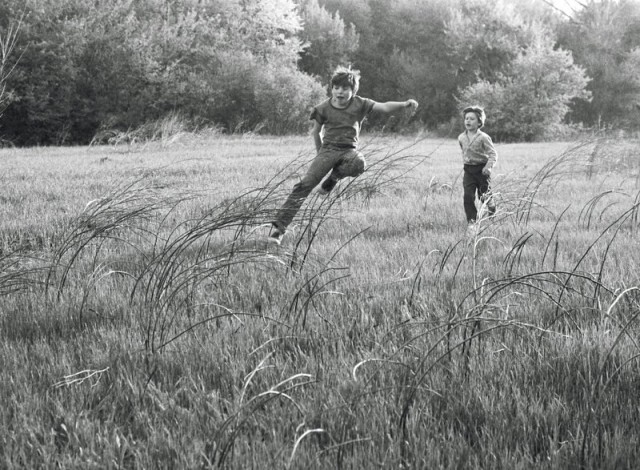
[310,96,376,149]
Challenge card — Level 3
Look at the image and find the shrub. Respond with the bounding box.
[458,33,590,142]
[254,65,327,135]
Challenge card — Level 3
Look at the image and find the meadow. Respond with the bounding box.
[1,132,639,469]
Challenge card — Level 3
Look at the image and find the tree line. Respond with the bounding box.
[0,0,638,146]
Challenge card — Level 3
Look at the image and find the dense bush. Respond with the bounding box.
[254,64,327,134]
[297,0,359,81]
[458,32,590,142]
[556,0,640,129]
[0,0,317,145]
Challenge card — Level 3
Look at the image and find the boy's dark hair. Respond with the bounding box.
[462,105,486,128]
[331,66,360,94]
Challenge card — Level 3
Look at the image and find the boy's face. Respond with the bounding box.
[464,112,480,132]
[331,84,354,108]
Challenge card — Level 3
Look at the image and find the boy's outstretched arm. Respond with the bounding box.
[373,99,418,116]
[311,120,323,152]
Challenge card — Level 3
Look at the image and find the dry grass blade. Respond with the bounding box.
[599,287,640,390]
[46,176,186,297]
[0,250,47,296]
[288,428,325,469]
[515,139,595,225]
[352,358,416,382]
[212,369,314,467]
[553,202,640,319]
[52,367,110,389]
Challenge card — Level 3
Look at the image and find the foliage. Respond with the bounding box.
[206,51,326,134]
[445,0,528,86]
[556,0,640,129]
[320,0,457,128]
[297,0,359,82]
[254,64,327,134]
[0,11,22,123]
[459,31,591,142]
[0,0,314,145]
[1,0,638,144]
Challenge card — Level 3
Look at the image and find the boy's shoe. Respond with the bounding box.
[466,221,476,237]
[318,175,338,195]
[268,225,285,245]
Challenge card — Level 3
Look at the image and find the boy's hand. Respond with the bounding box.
[482,166,492,176]
[405,99,419,116]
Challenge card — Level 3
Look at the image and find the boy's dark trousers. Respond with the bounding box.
[463,164,495,223]
[273,147,365,232]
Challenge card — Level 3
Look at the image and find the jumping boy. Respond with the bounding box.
[457,105,497,230]
[269,66,418,244]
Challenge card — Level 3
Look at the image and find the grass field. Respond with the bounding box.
[1,133,639,469]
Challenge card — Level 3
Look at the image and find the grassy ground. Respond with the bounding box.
[1,133,639,469]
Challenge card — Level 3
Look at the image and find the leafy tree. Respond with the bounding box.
[69,1,156,140]
[254,63,327,134]
[194,0,324,133]
[319,0,457,128]
[297,0,359,81]
[459,31,590,141]
[445,0,534,87]
[0,0,87,145]
[320,0,373,34]
[0,12,22,123]
[556,0,640,128]
[376,0,458,128]
[217,0,305,63]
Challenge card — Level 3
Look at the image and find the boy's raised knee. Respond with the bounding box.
[336,151,366,178]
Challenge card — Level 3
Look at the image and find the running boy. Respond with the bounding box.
[457,105,497,227]
[269,66,418,244]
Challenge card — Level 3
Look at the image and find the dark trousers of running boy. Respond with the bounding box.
[463,163,495,223]
[273,145,365,230]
